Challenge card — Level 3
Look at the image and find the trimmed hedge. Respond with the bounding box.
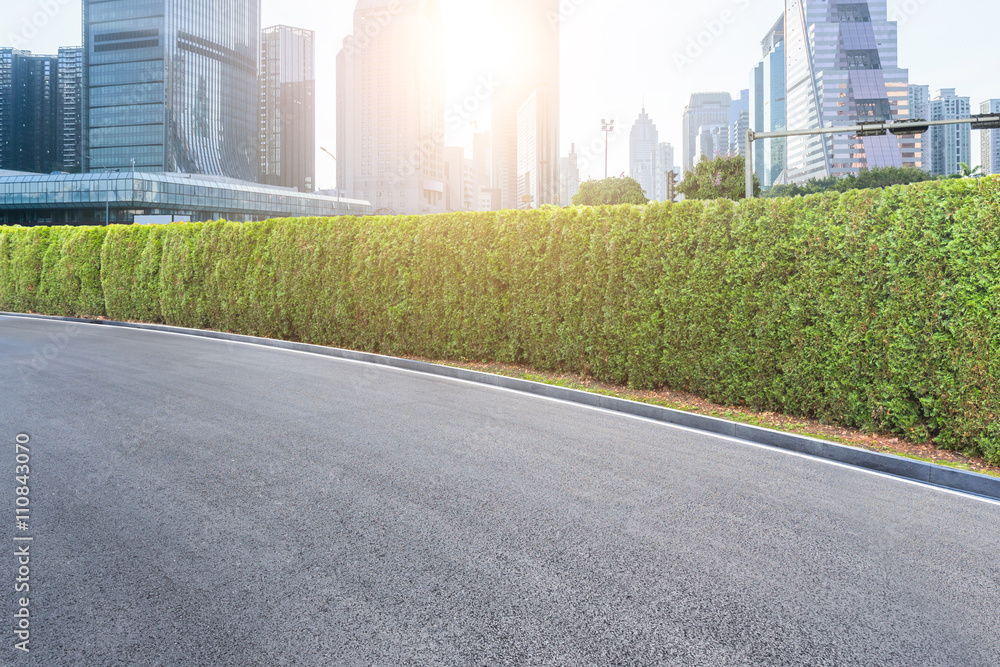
[1,177,998,462]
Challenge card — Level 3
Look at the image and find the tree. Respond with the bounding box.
[677,155,760,201]
[954,162,983,179]
[766,166,938,197]
[571,174,649,206]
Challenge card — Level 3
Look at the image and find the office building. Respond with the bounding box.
[337,0,446,215]
[907,84,930,170]
[784,0,915,184]
[515,87,556,209]
[682,92,731,174]
[559,143,580,206]
[444,146,476,212]
[260,25,316,192]
[491,0,559,210]
[750,15,787,188]
[653,143,675,202]
[982,99,1000,176]
[0,49,58,173]
[729,89,750,156]
[926,88,971,177]
[82,0,260,180]
[0,169,371,226]
[629,107,658,200]
[58,47,84,173]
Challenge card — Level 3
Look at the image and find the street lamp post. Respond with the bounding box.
[601,120,615,180]
[320,147,338,198]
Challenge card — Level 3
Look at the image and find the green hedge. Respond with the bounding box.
[1,177,998,462]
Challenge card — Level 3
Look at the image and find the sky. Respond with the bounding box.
[3,0,998,188]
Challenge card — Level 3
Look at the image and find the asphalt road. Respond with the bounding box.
[2,315,999,666]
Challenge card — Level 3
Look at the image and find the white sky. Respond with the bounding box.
[3,0,997,187]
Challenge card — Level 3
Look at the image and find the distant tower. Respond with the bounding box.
[982,99,1000,176]
[0,48,58,173]
[750,15,786,187]
[260,25,315,192]
[559,143,580,206]
[629,107,658,200]
[784,0,915,184]
[491,0,559,210]
[682,93,731,174]
[926,89,971,177]
[57,47,84,173]
[338,0,446,214]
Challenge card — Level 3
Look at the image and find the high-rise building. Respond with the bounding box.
[444,146,476,212]
[907,84,930,170]
[337,0,446,215]
[559,143,580,206]
[729,89,750,156]
[82,0,260,179]
[0,49,58,173]
[682,92,731,174]
[653,142,675,202]
[750,15,787,188]
[629,107,658,200]
[784,0,915,184]
[471,130,495,210]
[926,89,971,177]
[57,47,84,173]
[491,0,559,210]
[259,26,315,193]
[982,99,1000,176]
[515,87,556,209]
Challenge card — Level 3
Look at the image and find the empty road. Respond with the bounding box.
[2,315,999,666]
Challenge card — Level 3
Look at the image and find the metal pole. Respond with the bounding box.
[604,130,609,180]
[105,170,110,225]
[745,128,755,200]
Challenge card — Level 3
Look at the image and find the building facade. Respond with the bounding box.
[729,89,750,156]
[784,0,915,184]
[82,0,260,180]
[337,0,446,215]
[444,146,476,212]
[58,47,84,173]
[982,99,1000,176]
[629,107,658,200]
[926,89,971,177]
[750,15,787,188]
[259,26,315,192]
[491,0,559,210]
[652,142,675,202]
[0,49,59,174]
[515,87,556,209]
[559,143,580,206]
[681,92,731,174]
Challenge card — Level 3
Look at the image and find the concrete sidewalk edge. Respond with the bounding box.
[5,311,999,502]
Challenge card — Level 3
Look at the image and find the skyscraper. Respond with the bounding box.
[491,0,559,210]
[337,0,446,215]
[927,89,971,177]
[0,49,58,173]
[908,84,930,170]
[82,0,260,179]
[682,92,731,174]
[653,143,675,202]
[559,144,580,206]
[750,15,787,188]
[729,89,750,156]
[57,47,84,173]
[629,107,658,200]
[784,0,914,184]
[260,25,315,192]
[982,99,1000,176]
[516,87,556,209]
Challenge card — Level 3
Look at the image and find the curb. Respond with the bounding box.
[5,310,1000,502]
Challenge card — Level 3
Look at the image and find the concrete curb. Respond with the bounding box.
[5,310,1000,502]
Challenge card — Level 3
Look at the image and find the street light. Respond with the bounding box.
[85,155,119,225]
[601,120,615,180]
[319,147,339,198]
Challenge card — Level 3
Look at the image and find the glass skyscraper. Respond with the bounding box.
[82,0,260,180]
[0,49,59,174]
[259,25,315,193]
[784,0,917,184]
[750,16,787,188]
[58,47,84,173]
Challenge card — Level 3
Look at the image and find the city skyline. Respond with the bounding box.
[3,0,999,187]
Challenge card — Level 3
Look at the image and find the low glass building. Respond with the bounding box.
[0,170,372,225]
